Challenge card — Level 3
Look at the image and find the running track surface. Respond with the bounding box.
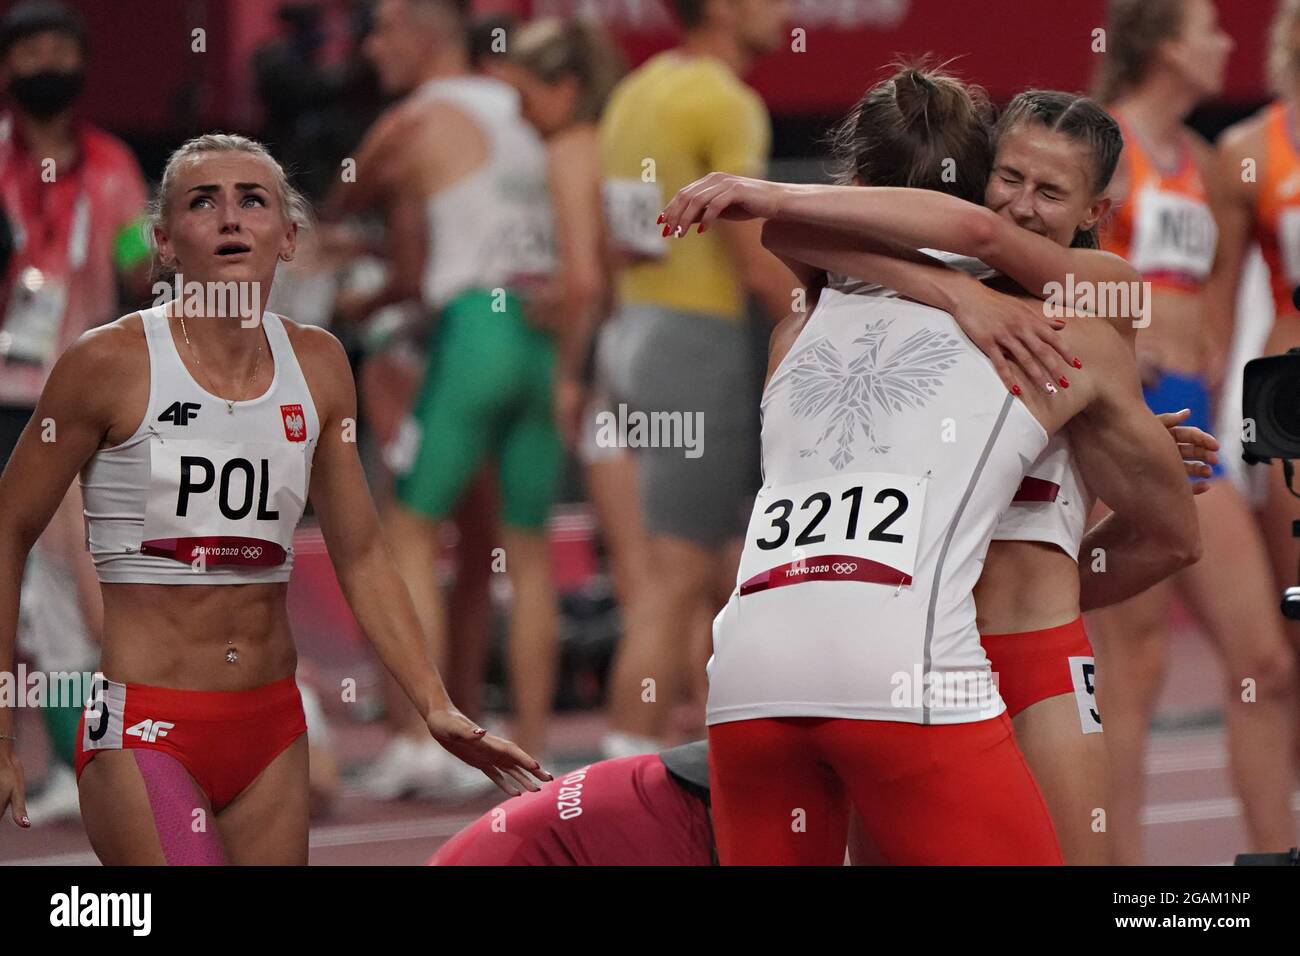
[3,611,1297,866]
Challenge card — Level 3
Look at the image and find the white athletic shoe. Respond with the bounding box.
[599,731,661,761]
[361,735,451,800]
[26,763,81,825]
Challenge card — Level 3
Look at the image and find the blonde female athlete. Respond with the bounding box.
[0,134,548,862]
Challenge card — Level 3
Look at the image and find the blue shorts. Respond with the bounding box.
[1142,372,1224,481]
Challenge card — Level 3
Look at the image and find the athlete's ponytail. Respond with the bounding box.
[827,60,994,204]
[1091,0,1188,104]
[995,91,1123,249]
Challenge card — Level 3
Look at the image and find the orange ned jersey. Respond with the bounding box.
[1101,118,1217,293]
[1254,102,1300,318]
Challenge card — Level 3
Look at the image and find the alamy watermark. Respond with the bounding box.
[593,403,704,459]
[0,667,97,708]
[151,273,264,327]
[1043,275,1153,328]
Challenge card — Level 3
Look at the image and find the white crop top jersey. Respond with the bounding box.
[832,250,1090,561]
[991,433,1089,559]
[81,305,319,584]
[416,76,557,308]
[705,285,1050,727]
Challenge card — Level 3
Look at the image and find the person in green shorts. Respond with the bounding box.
[332,0,562,765]
[393,289,560,531]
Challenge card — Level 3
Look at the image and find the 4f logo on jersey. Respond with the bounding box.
[158,401,201,426]
[280,404,306,442]
[125,719,174,743]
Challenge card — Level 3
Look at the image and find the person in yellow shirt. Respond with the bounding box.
[596,0,797,757]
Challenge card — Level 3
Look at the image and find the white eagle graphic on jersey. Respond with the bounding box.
[773,320,964,469]
[284,411,305,439]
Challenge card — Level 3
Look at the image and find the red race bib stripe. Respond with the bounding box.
[1012,477,1060,503]
[739,554,910,596]
[141,536,286,567]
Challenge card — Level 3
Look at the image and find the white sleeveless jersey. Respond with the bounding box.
[705,285,1049,726]
[832,250,1089,561]
[416,77,556,308]
[81,305,319,584]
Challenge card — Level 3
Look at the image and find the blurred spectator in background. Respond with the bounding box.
[596,0,798,756]
[327,0,560,799]
[494,18,651,762]
[0,0,151,823]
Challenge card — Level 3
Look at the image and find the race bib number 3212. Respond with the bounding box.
[737,471,927,596]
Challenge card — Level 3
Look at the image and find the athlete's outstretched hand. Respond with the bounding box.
[661,173,786,236]
[426,707,553,797]
[0,745,30,828]
[950,281,1074,396]
[1157,409,1220,494]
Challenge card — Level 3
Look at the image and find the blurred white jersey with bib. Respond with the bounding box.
[705,281,1049,726]
[414,76,556,308]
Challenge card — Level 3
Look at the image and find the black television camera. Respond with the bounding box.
[1241,345,1300,619]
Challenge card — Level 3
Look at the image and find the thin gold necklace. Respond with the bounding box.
[176,313,264,414]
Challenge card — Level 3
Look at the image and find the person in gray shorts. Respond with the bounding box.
[597,305,759,548]
[595,0,798,752]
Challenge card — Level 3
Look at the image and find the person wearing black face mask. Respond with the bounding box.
[0,0,152,830]
[7,61,83,119]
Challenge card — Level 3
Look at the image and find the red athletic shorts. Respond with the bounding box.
[981,615,1098,723]
[708,713,1062,865]
[75,674,307,811]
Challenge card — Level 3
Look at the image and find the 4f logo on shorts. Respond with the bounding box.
[280,403,306,442]
[125,719,175,743]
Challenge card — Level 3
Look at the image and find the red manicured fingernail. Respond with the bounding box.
[662,225,670,237]
[657,213,665,224]
[1058,376,1070,388]
[697,223,706,234]
[1011,384,1022,396]
[1071,357,1082,369]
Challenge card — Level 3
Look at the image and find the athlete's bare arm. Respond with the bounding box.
[334,192,428,325]
[717,218,804,322]
[662,175,1141,316]
[1018,318,1202,608]
[328,99,487,324]
[288,322,551,795]
[547,126,607,379]
[1205,115,1266,366]
[0,322,139,826]
[761,219,1074,392]
[323,104,415,218]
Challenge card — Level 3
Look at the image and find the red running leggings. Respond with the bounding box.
[708,713,1062,865]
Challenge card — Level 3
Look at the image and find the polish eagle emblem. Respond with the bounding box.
[769,319,965,470]
[280,403,306,442]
